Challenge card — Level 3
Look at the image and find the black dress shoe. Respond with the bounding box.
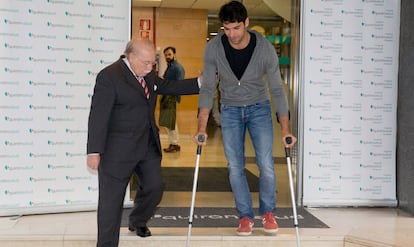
[135,226,152,237]
[128,224,152,237]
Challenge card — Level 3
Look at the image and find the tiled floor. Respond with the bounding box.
[0,110,413,246]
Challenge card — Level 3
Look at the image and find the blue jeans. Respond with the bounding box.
[220,100,275,219]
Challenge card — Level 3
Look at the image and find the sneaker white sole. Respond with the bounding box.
[263,228,279,234]
[236,231,252,236]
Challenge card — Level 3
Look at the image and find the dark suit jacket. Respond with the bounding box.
[87,57,199,175]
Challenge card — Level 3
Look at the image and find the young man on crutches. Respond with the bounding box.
[194,0,297,236]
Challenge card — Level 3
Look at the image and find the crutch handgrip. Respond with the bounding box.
[196,135,205,154]
[285,136,292,157]
[198,135,205,142]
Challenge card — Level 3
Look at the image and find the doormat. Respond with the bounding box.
[132,167,259,192]
[121,207,329,228]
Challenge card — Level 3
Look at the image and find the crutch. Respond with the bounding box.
[186,135,205,247]
[285,136,301,247]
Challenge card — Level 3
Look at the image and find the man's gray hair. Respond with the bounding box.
[124,38,154,55]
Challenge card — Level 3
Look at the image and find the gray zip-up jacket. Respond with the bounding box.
[198,30,289,117]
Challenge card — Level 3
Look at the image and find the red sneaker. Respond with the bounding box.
[236,217,254,236]
[262,212,279,234]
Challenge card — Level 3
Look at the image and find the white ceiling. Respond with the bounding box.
[133,0,287,40]
[132,0,279,17]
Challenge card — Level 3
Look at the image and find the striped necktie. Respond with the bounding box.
[138,76,149,99]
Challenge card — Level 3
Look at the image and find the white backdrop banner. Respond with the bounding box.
[301,1,399,206]
[0,1,130,216]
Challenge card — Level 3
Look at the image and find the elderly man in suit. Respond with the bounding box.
[86,38,200,247]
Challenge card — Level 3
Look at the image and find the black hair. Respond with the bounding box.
[218,1,248,24]
[163,46,176,54]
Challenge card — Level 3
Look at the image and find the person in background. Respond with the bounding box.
[86,38,200,247]
[159,46,185,153]
[194,1,296,236]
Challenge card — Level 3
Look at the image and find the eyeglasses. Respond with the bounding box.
[133,53,156,66]
[139,59,157,66]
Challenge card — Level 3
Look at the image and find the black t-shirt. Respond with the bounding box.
[222,31,256,80]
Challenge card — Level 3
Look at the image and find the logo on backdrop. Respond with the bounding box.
[0,1,130,216]
[302,1,398,205]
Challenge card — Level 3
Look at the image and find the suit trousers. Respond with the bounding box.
[96,130,163,247]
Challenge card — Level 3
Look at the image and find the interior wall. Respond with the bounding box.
[132,7,207,111]
[397,0,414,215]
[131,7,154,39]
